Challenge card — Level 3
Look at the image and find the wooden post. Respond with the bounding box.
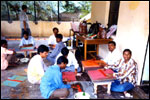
[84,40,87,60]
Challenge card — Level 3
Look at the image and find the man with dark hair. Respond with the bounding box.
[19,5,31,38]
[37,45,49,54]
[61,47,69,56]
[19,31,35,48]
[103,41,121,66]
[1,40,7,47]
[1,40,18,70]
[55,47,81,74]
[22,5,27,10]
[123,49,132,55]
[19,31,35,57]
[106,49,138,98]
[108,41,116,47]
[48,27,59,48]
[47,34,65,65]
[27,45,49,84]
[40,56,75,99]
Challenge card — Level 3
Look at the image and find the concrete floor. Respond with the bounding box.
[1,39,149,99]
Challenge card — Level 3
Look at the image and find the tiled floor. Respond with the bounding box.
[1,39,149,99]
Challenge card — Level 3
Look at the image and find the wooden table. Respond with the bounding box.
[87,69,115,94]
[76,34,113,60]
[17,46,37,58]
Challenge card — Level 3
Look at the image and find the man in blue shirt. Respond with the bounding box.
[46,34,65,65]
[40,56,74,99]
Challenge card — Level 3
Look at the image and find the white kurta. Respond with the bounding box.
[104,48,122,66]
[19,11,29,29]
[55,51,79,69]
[27,54,47,84]
[1,47,14,70]
[48,34,70,45]
[48,34,57,45]
[19,36,35,47]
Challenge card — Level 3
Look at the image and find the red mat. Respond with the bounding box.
[62,72,76,81]
[88,69,115,81]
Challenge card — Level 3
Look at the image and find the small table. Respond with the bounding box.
[87,69,115,94]
[81,59,107,72]
[76,34,113,60]
[19,46,36,58]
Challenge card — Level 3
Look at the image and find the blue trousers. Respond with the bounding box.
[21,28,31,38]
[111,80,134,92]
[61,65,81,72]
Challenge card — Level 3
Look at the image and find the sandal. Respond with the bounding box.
[124,93,133,98]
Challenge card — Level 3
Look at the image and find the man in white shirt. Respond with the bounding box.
[27,45,49,84]
[48,27,69,49]
[19,31,35,48]
[48,27,59,49]
[103,41,122,67]
[19,31,35,57]
[55,47,81,74]
[19,5,31,38]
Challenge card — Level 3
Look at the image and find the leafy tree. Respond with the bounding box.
[1,1,91,21]
[78,1,91,18]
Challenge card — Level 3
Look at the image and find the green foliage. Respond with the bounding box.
[1,1,91,21]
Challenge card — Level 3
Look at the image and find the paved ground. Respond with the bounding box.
[1,39,149,99]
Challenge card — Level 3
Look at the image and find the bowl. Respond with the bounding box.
[74,92,90,99]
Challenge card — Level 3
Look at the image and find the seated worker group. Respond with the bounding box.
[26,25,137,99]
[27,46,80,99]
[27,32,80,84]
[101,41,138,98]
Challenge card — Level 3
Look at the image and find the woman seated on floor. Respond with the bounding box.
[27,45,49,84]
[1,40,19,70]
[105,49,138,97]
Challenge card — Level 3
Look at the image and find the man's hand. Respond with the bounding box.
[75,69,77,75]
[104,64,109,69]
[13,51,16,55]
[63,78,71,84]
[23,20,27,31]
[71,84,77,89]
[49,44,55,49]
[49,44,53,47]
[24,27,27,31]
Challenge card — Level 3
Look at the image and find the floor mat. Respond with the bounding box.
[2,75,27,87]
